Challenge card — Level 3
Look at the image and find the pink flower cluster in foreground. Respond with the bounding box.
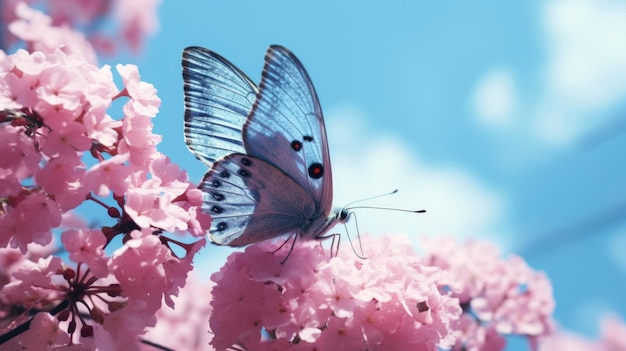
[209,234,555,351]
[1,1,159,56]
[420,237,555,351]
[0,45,209,349]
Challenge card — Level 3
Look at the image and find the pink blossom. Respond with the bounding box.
[420,237,556,351]
[0,125,40,178]
[61,229,108,278]
[146,154,191,195]
[34,154,87,211]
[124,188,189,232]
[108,229,172,312]
[107,229,205,312]
[14,312,69,349]
[0,191,61,252]
[2,0,159,56]
[83,153,131,197]
[9,3,98,64]
[209,235,462,350]
[119,113,162,168]
[141,274,215,351]
[40,121,92,157]
[82,106,122,147]
[113,0,160,52]
[117,64,161,118]
[2,255,65,306]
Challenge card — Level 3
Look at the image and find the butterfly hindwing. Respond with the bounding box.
[183,47,258,166]
[243,45,333,218]
[201,153,317,246]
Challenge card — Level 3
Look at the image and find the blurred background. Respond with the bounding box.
[112,0,626,347]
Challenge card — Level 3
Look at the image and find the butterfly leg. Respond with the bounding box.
[344,212,366,259]
[314,232,341,260]
[272,233,298,264]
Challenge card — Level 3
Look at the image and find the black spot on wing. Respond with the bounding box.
[308,163,324,179]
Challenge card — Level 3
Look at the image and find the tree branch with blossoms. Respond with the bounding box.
[0,3,210,349]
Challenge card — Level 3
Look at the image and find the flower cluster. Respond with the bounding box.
[420,237,556,351]
[209,235,462,350]
[1,1,159,56]
[0,44,209,348]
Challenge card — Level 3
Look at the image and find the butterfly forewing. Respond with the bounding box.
[183,47,258,166]
[201,153,318,246]
[243,46,333,218]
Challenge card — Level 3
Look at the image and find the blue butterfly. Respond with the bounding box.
[183,45,348,249]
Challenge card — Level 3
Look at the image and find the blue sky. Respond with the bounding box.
[120,0,626,345]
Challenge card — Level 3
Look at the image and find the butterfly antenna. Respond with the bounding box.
[346,206,426,213]
[344,189,427,214]
[343,189,400,208]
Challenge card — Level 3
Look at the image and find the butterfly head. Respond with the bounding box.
[333,207,350,223]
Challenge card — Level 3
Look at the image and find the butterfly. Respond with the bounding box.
[182,45,348,250]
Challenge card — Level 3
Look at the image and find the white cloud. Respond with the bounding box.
[472,67,518,128]
[471,0,626,145]
[534,0,626,144]
[326,105,506,243]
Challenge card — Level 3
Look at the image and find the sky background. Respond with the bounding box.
[112,0,626,347]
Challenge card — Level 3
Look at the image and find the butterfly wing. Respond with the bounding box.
[182,46,258,166]
[242,45,333,218]
[201,153,317,246]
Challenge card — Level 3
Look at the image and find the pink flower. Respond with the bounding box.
[113,0,159,53]
[83,153,131,197]
[420,237,556,351]
[34,154,87,211]
[40,121,92,157]
[10,312,70,349]
[9,3,98,63]
[2,255,65,306]
[83,105,122,147]
[117,64,161,118]
[61,229,108,278]
[124,188,190,233]
[209,235,461,350]
[0,191,62,252]
[141,274,215,351]
[0,125,40,178]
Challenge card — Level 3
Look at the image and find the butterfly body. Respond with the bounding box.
[183,45,344,247]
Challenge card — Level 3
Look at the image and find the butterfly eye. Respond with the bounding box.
[210,179,221,188]
[308,163,324,179]
[220,170,230,178]
[212,192,225,201]
[338,209,349,220]
[290,140,302,151]
[211,205,223,213]
[238,169,250,177]
[241,157,252,166]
